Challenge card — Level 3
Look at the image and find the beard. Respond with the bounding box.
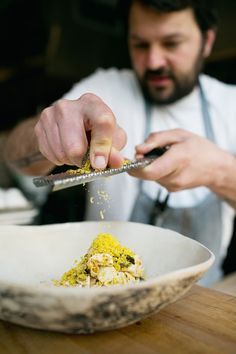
[137,47,205,105]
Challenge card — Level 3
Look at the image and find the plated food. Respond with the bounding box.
[0,222,214,333]
[54,233,144,287]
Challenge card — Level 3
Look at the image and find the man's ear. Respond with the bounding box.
[203,29,216,58]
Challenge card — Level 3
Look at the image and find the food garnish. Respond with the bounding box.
[54,233,144,287]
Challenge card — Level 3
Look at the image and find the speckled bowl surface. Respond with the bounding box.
[0,221,214,333]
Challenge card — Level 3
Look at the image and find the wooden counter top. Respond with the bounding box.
[0,285,236,354]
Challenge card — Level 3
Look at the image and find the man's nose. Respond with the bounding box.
[146,45,167,69]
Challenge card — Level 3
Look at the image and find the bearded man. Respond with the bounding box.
[5,0,236,285]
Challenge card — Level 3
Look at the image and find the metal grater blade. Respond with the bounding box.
[33,157,154,192]
[33,147,167,192]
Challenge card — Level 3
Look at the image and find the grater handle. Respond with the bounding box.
[144,147,168,159]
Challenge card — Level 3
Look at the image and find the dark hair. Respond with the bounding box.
[118,0,218,34]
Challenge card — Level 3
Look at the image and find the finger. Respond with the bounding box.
[38,107,69,165]
[58,120,88,166]
[135,129,190,155]
[80,94,117,169]
[53,100,88,166]
[129,148,178,180]
[112,124,127,151]
[108,146,124,168]
[39,109,73,165]
[90,124,127,169]
[35,122,62,166]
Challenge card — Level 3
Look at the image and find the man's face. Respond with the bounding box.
[128,2,212,104]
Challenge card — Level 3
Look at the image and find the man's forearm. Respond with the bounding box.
[4,117,54,176]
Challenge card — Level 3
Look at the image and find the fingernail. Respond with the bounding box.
[94,156,106,169]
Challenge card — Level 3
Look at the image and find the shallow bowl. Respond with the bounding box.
[0,221,214,333]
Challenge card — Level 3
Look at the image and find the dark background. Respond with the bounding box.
[0,0,235,274]
[0,0,236,132]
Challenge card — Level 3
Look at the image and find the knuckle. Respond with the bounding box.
[79,93,108,115]
[92,137,112,148]
[172,128,189,139]
[98,113,115,129]
[54,99,70,115]
[173,128,184,134]
[80,93,114,121]
[56,151,67,162]
[67,144,85,159]
[54,98,68,108]
[79,92,98,103]
[167,186,178,192]
[149,132,158,138]
[40,107,54,126]
[40,106,51,119]
[172,176,186,191]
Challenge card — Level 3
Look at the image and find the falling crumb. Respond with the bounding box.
[65,153,128,221]
[97,190,109,202]
[100,210,105,220]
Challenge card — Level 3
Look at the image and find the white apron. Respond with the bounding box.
[130,83,222,286]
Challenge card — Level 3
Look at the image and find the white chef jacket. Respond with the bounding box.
[63,68,236,257]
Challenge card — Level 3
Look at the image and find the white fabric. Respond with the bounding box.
[0,188,30,209]
[63,68,236,256]
[0,188,38,225]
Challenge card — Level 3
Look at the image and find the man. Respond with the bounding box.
[4,0,236,285]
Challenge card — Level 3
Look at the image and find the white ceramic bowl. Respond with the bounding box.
[0,221,214,333]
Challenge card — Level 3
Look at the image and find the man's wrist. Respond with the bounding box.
[210,153,236,207]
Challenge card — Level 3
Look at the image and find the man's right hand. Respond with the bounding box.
[35,93,127,170]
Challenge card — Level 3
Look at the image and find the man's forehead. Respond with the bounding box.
[129,32,187,42]
[129,3,198,37]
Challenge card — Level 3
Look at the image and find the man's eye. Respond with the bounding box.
[133,43,149,50]
[164,42,181,49]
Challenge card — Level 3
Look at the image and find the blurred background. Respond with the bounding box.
[0,0,235,273]
[0,0,235,136]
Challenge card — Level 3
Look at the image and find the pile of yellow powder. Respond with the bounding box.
[54,233,142,287]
